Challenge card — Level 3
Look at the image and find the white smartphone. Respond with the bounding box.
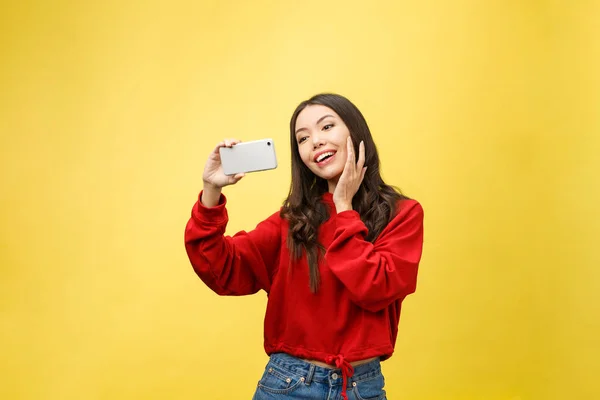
[219,138,278,176]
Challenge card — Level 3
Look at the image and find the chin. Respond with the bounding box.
[314,171,342,181]
[310,164,343,181]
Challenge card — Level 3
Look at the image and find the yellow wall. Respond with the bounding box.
[1,1,598,399]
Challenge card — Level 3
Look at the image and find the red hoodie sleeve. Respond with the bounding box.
[325,199,424,312]
[184,191,282,296]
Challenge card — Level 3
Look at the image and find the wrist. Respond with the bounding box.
[335,202,353,213]
[202,179,221,190]
[201,183,222,207]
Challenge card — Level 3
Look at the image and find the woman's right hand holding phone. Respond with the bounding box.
[202,139,245,207]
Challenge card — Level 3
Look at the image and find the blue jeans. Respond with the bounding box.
[252,353,387,400]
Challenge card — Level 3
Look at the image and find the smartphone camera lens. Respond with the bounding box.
[267,141,271,146]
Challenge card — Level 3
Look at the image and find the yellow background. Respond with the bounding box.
[1,1,598,399]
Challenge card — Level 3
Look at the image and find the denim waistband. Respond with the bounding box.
[267,352,382,387]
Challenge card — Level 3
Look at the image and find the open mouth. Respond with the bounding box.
[314,151,336,164]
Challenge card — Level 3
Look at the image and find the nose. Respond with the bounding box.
[312,132,325,149]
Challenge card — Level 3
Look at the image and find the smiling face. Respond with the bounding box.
[294,104,351,192]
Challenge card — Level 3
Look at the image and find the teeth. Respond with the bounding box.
[316,152,334,162]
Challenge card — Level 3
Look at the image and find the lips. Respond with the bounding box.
[314,150,337,163]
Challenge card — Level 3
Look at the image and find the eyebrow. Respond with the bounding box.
[295,114,335,135]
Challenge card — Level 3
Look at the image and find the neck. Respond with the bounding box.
[327,177,339,193]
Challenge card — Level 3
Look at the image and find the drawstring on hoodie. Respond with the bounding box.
[325,354,355,400]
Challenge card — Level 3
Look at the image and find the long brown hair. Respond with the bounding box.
[280,93,407,293]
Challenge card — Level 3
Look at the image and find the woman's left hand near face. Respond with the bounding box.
[333,137,367,212]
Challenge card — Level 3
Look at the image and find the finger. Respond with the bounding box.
[212,141,226,155]
[338,155,351,182]
[224,138,242,147]
[360,166,367,184]
[231,172,245,183]
[347,137,355,166]
[357,141,366,169]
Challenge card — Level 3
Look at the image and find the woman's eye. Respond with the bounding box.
[323,124,334,131]
[298,137,307,144]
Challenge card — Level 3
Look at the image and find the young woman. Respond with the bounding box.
[185,93,424,400]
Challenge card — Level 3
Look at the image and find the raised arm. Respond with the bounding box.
[325,200,424,312]
[185,193,282,295]
[184,138,281,295]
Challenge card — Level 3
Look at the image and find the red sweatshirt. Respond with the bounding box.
[185,191,424,393]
